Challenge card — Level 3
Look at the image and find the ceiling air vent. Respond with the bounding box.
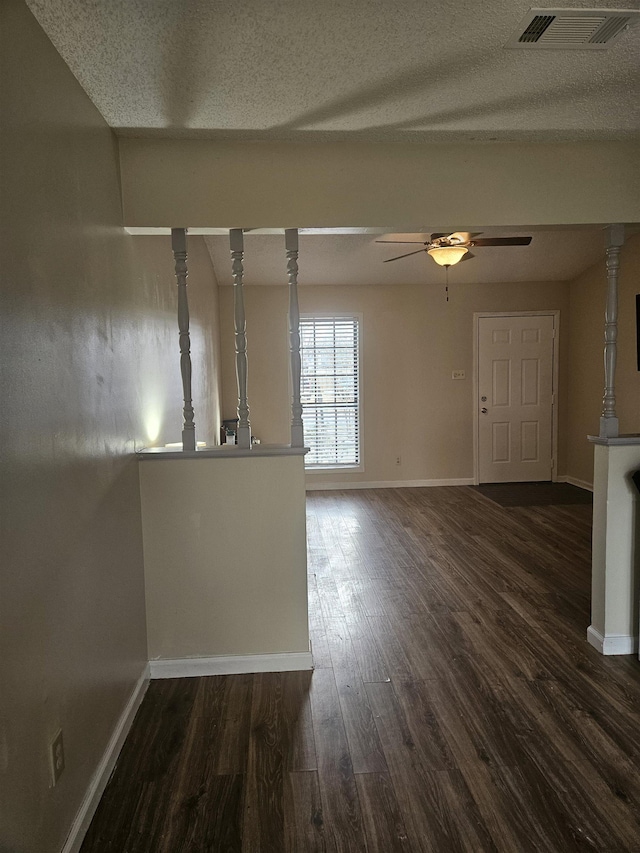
[506,8,640,49]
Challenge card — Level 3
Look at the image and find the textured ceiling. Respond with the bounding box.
[204,228,608,286]
[26,0,640,142]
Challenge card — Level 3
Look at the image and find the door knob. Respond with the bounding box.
[481,407,488,414]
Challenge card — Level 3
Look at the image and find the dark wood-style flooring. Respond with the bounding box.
[81,486,640,852]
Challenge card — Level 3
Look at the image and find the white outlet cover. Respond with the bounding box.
[452,370,466,380]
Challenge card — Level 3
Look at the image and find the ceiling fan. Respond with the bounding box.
[376,231,533,267]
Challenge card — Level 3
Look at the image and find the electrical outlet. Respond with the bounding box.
[395,455,401,466]
[49,729,64,786]
[452,370,466,380]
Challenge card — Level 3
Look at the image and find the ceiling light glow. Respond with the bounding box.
[427,246,468,266]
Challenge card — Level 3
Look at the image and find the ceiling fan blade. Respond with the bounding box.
[376,240,428,245]
[471,236,532,247]
[383,248,428,262]
[447,231,482,244]
[431,231,484,244]
[459,251,475,262]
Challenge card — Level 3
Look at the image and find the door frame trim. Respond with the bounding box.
[473,311,560,485]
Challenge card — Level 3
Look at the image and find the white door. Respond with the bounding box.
[477,314,555,484]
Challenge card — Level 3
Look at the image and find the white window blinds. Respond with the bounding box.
[300,316,360,467]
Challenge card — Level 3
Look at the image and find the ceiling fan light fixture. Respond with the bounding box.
[427,245,468,266]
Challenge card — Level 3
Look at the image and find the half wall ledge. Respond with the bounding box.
[138,444,309,460]
[588,434,640,446]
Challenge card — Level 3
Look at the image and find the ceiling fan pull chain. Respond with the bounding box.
[445,265,449,302]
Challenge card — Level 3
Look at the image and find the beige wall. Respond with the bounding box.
[0,3,221,851]
[566,233,640,486]
[140,456,309,661]
[119,138,640,229]
[219,279,570,485]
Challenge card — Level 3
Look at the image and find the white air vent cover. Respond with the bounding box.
[506,7,640,48]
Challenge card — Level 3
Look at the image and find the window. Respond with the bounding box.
[300,316,360,468]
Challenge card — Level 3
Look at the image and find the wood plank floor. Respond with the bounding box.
[81,486,640,853]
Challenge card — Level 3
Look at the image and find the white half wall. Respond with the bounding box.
[589,440,640,653]
[138,454,310,661]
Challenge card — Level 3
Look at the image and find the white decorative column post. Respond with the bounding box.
[230,229,251,449]
[286,228,304,448]
[599,224,625,439]
[171,228,196,451]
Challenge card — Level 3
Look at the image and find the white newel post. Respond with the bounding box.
[286,229,304,448]
[230,229,251,449]
[599,223,624,439]
[171,228,196,451]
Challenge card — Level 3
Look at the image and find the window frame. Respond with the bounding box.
[299,312,364,472]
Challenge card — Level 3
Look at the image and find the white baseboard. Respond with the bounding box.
[306,478,475,491]
[149,651,314,679]
[556,475,594,492]
[587,625,638,656]
[62,665,150,853]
